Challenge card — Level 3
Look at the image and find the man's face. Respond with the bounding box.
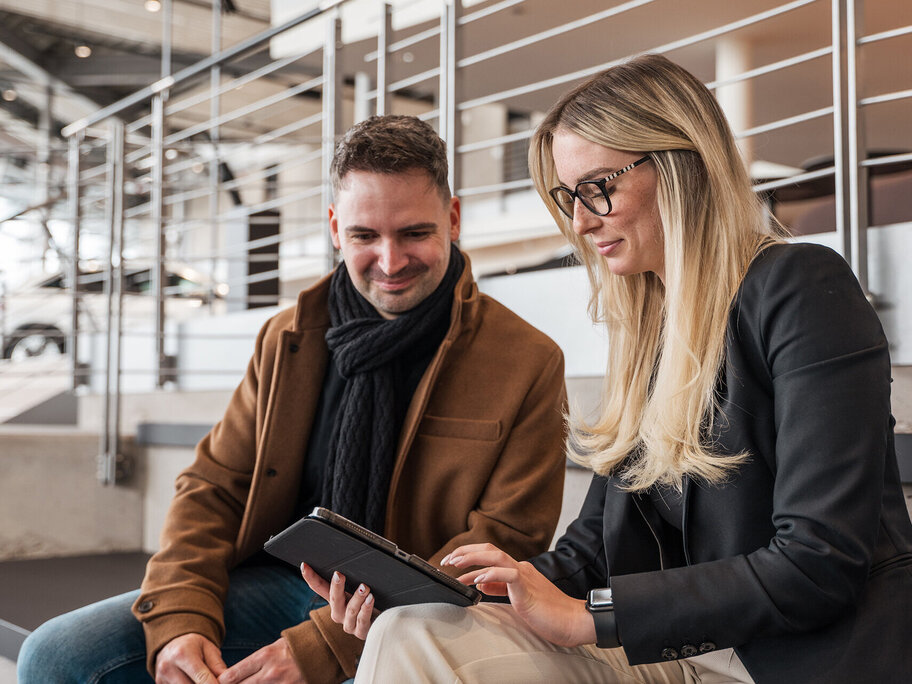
[330,170,461,319]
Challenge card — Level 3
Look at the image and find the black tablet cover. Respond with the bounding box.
[264,507,481,611]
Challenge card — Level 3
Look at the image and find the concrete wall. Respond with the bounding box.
[0,428,143,561]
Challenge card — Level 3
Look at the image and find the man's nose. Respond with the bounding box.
[377,241,409,275]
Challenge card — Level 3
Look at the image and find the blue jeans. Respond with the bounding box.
[17,562,327,684]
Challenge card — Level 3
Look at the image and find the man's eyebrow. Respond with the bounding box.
[343,222,437,233]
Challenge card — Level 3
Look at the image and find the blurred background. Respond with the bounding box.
[1,0,910,678]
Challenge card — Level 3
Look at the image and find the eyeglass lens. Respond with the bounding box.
[551,182,611,218]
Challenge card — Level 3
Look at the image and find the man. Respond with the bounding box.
[17,115,567,684]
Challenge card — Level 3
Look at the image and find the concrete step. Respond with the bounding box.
[0,552,150,662]
[0,357,72,424]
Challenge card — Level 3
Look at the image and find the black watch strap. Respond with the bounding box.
[586,588,621,649]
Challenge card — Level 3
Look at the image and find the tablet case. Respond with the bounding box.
[264,507,481,611]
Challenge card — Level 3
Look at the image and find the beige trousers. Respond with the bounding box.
[353,603,755,684]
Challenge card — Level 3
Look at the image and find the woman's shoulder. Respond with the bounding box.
[740,241,861,304]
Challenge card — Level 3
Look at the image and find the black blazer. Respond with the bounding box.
[532,243,912,683]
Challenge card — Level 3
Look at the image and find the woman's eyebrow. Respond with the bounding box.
[572,166,616,185]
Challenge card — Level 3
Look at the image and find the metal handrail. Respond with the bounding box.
[61,1,348,138]
[457,0,820,112]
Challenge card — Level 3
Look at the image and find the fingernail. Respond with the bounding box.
[440,554,451,565]
[358,584,366,594]
[449,556,463,565]
[365,593,374,605]
[474,574,486,584]
[300,562,307,573]
[333,571,342,583]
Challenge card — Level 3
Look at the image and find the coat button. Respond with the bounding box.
[266,468,277,477]
[137,600,154,613]
[289,343,299,353]
[681,644,698,657]
[699,642,717,653]
[661,648,678,661]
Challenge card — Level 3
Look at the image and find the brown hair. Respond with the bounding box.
[331,115,450,199]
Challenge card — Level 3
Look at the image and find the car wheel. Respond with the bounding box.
[6,327,66,362]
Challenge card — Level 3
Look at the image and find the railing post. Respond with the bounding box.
[439,0,462,194]
[322,9,343,273]
[100,120,125,485]
[846,0,868,294]
[209,0,223,312]
[67,132,83,390]
[832,0,868,293]
[151,93,168,387]
[377,2,392,116]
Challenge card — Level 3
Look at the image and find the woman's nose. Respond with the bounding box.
[571,199,600,236]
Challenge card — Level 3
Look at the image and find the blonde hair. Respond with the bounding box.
[529,54,785,491]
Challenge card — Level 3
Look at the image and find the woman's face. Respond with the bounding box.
[550,128,665,283]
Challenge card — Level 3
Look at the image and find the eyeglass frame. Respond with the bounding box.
[548,155,652,219]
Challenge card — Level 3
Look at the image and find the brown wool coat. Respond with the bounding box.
[132,260,568,682]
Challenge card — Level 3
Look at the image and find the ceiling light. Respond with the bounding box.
[75,44,92,58]
[164,148,179,160]
[1,89,17,102]
[145,0,162,12]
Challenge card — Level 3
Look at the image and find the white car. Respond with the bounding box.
[0,264,224,361]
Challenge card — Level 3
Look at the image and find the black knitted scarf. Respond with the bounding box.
[322,244,465,532]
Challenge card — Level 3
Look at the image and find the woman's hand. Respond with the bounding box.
[442,543,597,648]
[300,563,377,640]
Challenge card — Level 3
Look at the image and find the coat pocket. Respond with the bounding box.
[417,415,501,442]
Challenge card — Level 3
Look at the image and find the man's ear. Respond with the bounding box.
[328,204,341,249]
[448,196,461,242]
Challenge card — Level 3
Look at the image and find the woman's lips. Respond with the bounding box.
[596,239,622,256]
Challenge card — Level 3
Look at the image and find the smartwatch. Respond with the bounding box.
[586,587,621,648]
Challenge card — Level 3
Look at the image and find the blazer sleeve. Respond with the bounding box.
[610,244,894,664]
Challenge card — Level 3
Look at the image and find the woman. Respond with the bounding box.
[302,54,912,683]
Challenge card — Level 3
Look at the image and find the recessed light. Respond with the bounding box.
[164,148,179,160]
[1,89,17,102]
[75,44,92,58]
[145,0,162,12]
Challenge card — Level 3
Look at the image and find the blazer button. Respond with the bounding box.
[681,644,698,657]
[266,468,278,477]
[699,642,717,653]
[661,648,678,661]
[289,343,299,353]
[137,600,154,613]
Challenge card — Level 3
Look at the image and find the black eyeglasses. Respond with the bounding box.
[548,155,652,219]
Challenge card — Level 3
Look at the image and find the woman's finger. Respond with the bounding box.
[442,546,517,570]
[343,583,371,635]
[354,593,376,640]
[458,566,521,587]
[328,571,349,622]
[440,543,504,566]
[300,563,331,601]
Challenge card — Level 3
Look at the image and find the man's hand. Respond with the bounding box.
[218,637,303,684]
[155,633,227,684]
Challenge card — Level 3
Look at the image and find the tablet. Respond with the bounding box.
[264,507,482,611]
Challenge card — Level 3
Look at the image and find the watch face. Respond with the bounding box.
[589,587,614,608]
